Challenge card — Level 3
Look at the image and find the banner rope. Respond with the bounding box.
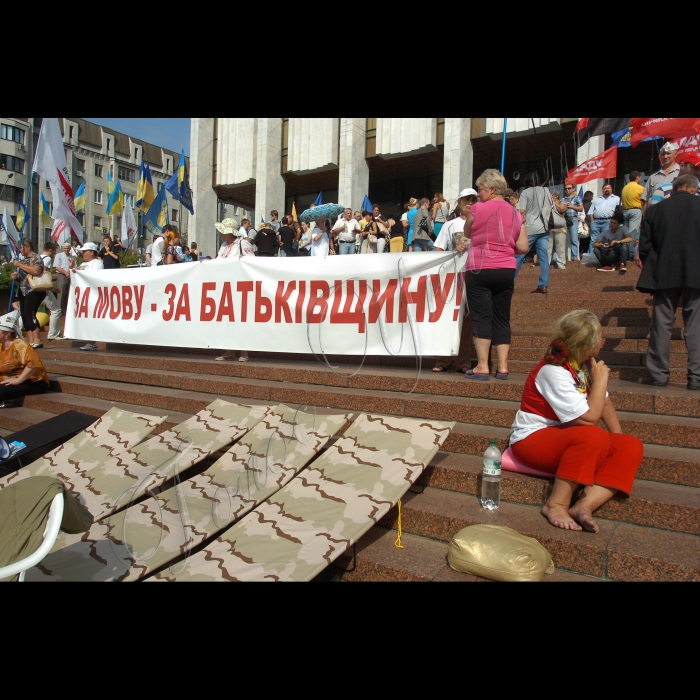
[394,500,404,550]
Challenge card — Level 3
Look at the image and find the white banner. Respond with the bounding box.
[65,253,468,357]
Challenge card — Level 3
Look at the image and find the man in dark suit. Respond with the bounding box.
[637,174,700,389]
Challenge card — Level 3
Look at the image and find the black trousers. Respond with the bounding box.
[19,290,46,332]
[0,379,48,403]
[466,268,516,346]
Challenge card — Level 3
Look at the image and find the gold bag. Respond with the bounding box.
[448,524,554,582]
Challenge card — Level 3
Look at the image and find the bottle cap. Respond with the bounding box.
[489,440,497,446]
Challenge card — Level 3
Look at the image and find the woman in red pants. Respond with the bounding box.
[510,310,644,533]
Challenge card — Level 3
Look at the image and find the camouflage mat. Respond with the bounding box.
[26,405,351,582]
[151,414,453,582]
[0,408,167,491]
[68,400,270,522]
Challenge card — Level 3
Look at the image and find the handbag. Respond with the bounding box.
[27,270,55,292]
[418,215,436,241]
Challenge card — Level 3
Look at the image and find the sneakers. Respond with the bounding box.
[80,343,98,351]
[597,266,615,272]
[617,263,627,272]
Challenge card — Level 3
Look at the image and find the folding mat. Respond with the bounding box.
[66,400,270,522]
[0,408,167,491]
[26,405,351,582]
[151,414,453,582]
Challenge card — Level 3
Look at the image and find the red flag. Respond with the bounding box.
[669,134,700,160]
[629,118,700,147]
[577,118,590,132]
[566,146,618,185]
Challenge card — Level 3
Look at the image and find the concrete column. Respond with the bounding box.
[577,135,606,197]
[443,118,473,205]
[338,118,369,211]
[254,118,285,225]
[189,117,218,256]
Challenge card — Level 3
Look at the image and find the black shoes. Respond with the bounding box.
[688,379,700,391]
[641,377,668,387]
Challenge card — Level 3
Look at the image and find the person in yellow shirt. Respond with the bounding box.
[622,171,644,257]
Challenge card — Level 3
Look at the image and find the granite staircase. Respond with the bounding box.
[3,262,699,582]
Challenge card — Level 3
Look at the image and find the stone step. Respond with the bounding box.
[424,452,700,536]
[0,406,58,434]
[38,352,700,418]
[331,527,605,583]
[378,487,700,582]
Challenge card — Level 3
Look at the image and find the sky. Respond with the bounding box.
[81,118,190,156]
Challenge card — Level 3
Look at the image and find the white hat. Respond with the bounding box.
[660,142,679,154]
[79,242,99,252]
[458,188,478,199]
[0,311,20,335]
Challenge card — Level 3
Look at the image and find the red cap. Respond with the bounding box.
[679,151,700,167]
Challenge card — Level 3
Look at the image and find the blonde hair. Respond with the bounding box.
[409,197,419,207]
[546,310,600,365]
[475,169,508,197]
[434,193,445,203]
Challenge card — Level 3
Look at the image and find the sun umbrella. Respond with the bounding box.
[300,203,345,223]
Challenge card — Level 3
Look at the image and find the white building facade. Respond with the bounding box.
[190,118,612,256]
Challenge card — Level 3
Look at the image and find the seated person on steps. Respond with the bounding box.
[593,214,632,272]
[509,310,644,533]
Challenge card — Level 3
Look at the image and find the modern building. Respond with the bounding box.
[0,117,189,257]
[191,118,645,254]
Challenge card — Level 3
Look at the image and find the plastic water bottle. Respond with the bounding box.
[481,440,502,511]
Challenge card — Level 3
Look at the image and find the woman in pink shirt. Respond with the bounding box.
[462,169,529,381]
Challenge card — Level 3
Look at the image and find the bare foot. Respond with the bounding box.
[569,503,600,533]
[542,503,583,531]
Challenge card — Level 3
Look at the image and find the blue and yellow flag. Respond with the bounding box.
[74,182,86,212]
[16,198,29,233]
[107,179,124,216]
[164,150,194,215]
[39,192,53,225]
[107,171,115,201]
[143,186,169,237]
[136,160,155,213]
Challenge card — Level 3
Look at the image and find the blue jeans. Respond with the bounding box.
[590,219,609,246]
[412,239,435,252]
[338,242,355,255]
[567,219,579,260]
[515,232,550,288]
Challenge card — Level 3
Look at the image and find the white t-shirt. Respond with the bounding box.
[54,251,74,274]
[435,217,466,251]
[333,218,360,243]
[509,364,591,446]
[310,228,330,257]
[151,237,165,266]
[77,258,104,271]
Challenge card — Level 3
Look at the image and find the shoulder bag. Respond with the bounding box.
[27,269,55,292]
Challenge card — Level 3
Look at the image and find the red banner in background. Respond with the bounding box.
[566,146,618,185]
[670,134,700,161]
[630,118,700,147]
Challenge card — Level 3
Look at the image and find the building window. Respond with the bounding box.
[134,148,138,161]
[118,167,135,183]
[69,126,75,140]
[77,159,86,172]
[166,158,171,171]
[94,216,102,230]
[95,164,103,177]
[281,118,289,173]
[94,190,103,205]
[0,155,24,174]
[107,138,111,151]
[0,124,25,145]
[366,118,377,157]
[437,118,445,146]
[0,184,24,204]
[172,209,178,222]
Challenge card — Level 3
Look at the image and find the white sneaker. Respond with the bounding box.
[80,343,98,351]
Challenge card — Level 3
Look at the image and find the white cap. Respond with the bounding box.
[660,142,679,154]
[457,188,478,199]
[79,242,99,252]
[0,311,20,335]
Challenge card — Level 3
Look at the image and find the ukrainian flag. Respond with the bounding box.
[40,192,53,225]
[107,179,124,216]
[164,150,194,215]
[143,185,169,236]
[16,198,28,232]
[107,171,115,201]
[74,183,86,212]
[136,161,155,213]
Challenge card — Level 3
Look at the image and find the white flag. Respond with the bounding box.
[2,205,19,260]
[121,200,137,248]
[33,117,84,242]
[51,219,71,246]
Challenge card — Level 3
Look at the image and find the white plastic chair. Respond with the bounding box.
[0,494,64,582]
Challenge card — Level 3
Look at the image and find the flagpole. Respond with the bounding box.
[8,177,33,311]
[501,118,508,173]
